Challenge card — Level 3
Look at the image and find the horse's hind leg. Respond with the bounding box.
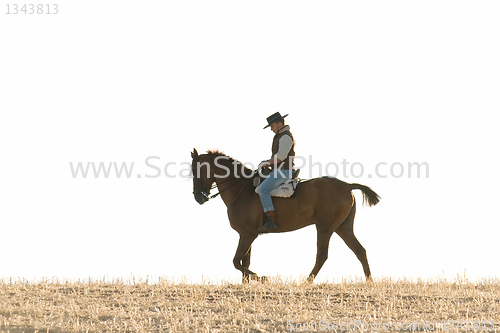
[307,227,335,282]
[335,205,372,280]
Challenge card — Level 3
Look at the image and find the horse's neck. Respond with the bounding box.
[214,165,251,208]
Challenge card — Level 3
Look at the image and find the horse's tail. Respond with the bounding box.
[349,183,381,207]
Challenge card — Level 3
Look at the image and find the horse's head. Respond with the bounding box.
[191,148,215,205]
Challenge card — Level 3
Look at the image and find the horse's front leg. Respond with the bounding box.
[241,246,254,283]
[233,234,258,282]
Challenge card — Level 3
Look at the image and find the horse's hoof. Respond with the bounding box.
[259,276,268,283]
[243,274,259,283]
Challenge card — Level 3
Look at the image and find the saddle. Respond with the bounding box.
[253,168,301,198]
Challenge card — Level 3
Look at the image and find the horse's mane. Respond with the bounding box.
[206,149,227,157]
[206,150,253,173]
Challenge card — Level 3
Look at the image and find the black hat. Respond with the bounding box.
[263,112,289,129]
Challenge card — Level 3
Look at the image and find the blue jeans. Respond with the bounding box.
[258,169,291,212]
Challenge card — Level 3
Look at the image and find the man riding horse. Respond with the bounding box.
[258,112,295,232]
[191,129,380,281]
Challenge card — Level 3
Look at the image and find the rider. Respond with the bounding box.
[257,112,295,232]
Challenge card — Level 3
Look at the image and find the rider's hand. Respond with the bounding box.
[259,160,270,169]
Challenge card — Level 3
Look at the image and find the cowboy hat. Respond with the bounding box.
[263,112,289,129]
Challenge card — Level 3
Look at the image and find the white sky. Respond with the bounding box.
[1,1,499,283]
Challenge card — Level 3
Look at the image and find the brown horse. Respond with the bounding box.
[191,149,381,282]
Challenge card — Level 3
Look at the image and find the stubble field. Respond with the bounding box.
[0,277,499,332]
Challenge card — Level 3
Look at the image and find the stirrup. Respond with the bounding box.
[258,216,278,232]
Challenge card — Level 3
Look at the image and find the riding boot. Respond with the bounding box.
[258,210,278,232]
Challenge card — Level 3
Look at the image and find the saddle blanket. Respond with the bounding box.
[255,178,298,198]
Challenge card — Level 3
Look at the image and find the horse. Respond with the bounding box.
[191,148,381,282]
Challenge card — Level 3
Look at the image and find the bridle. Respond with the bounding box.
[193,169,256,202]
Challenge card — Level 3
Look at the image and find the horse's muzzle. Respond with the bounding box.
[194,192,209,205]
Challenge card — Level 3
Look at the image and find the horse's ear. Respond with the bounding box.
[191,148,198,159]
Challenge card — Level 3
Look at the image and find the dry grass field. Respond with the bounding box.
[0,277,499,333]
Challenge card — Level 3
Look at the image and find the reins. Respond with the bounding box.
[206,171,255,200]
